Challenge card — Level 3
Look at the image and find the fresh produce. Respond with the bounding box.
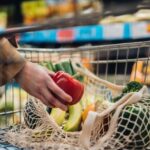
[40,60,84,82]
[54,60,73,74]
[48,103,83,132]
[117,98,150,148]
[52,71,84,105]
[39,62,47,68]
[46,61,56,72]
[28,60,85,132]
[50,108,66,126]
[69,60,76,75]
[39,60,85,131]
[63,103,82,132]
[122,81,143,93]
[61,61,74,75]
[82,103,95,122]
[55,63,65,72]
[112,81,143,102]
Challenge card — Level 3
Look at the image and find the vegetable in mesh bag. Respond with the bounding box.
[112,81,143,102]
[106,97,150,150]
[5,92,149,150]
[3,61,150,150]
[81,85,149,150]
[5,98,82,149]
[116,99,150,149]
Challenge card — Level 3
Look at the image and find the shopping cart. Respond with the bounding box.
[0,37,150,149]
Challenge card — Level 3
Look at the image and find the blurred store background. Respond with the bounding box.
[1,0,150,77]
[0,0,150,46]
[1,0,150,82]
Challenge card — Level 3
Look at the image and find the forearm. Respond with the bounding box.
[0,38,26,85]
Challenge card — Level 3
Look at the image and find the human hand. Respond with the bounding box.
[15,61,72,111]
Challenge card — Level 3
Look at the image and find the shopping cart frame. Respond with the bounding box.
[0,40,150,128]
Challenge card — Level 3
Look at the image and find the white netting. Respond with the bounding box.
[3,62,150,150]
[80,94,150,150]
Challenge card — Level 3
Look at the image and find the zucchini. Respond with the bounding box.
[50,61,56,72]
[61,61,73,75]
[69,60,76,75]
[46,62,53,71]
[55,63,65,72]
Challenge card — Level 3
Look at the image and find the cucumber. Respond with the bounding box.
[71,61,84,82]
[61,61,73,75]
[49,61,56,72]
[55,63,65,72]
[69,60,76,75]
[46,62,53,71]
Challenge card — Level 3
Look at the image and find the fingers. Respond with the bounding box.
[47,78,72,103]
[45,68,55,76]
[41,88,68,111]
[37,94,55,108]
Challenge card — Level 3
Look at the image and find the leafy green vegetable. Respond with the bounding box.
[112,94,124,103]
[112,81,143,102]
[122,81,143,94]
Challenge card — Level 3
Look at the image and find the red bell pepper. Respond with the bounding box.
[52,71,84,105]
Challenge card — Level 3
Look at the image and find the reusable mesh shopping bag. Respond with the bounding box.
[3,61,150,150]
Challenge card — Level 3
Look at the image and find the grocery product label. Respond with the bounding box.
[130,22,150,38]
[57,29,75,42]
[75,25,103,41]
[103,23,124,39]
[147,24,150,33]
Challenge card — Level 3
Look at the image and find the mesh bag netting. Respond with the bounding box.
[3,62,150,150]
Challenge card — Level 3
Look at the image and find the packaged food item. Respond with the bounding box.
[130,61,150,85]
[0,12,7,29]
[51,0,102,16]
[135,9,150,21]
[21,1,49,25]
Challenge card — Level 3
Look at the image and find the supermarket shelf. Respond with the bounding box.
[0,13,101,37]
[18,21,150,44]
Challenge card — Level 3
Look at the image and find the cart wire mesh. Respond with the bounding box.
[0,41,150,149]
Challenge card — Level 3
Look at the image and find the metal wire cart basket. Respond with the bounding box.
[0,41,150,150]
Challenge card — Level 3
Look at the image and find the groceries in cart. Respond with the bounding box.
[130,60,150,85]
[0,38,149,149]
[40,60,84,105]
[2,57,149,150]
